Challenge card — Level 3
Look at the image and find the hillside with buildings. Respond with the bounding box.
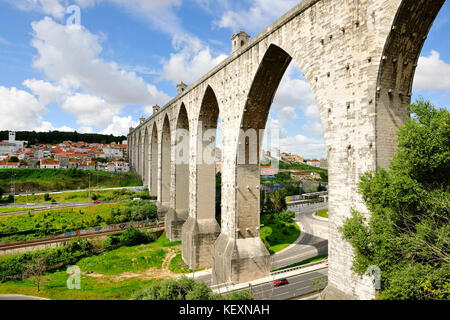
[0,131,129,173]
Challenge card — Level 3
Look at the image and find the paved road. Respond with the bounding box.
[271,203,329,270]
[193,203,329,299]
[252,268,328,300]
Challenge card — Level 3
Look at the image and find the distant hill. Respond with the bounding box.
[0,131,126,146]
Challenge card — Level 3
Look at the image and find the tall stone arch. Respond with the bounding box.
[150,123,158,197]
[166,103,191,241]
[161,115,171,209]
[137,131,142,179]
[143,127,149,187]
[182,85,221,270]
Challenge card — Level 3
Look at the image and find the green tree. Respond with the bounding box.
[24,255,48,292]
[8,156,19,163]
[340,100,450,300]
[271,190,287,213]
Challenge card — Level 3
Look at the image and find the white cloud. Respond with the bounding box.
[104,0,228,86]
[277,106,298,126]
[9,0,100,19]
[280,134,326,160]
[272,64,316,112]
[54,125,77,132]
[12,0,66,19]
[102,115,138,136]
[27,17,172,132]
[31,18,155,105]
[61,93,121,127]
[215,0,298,33]
[78,126,94,133]
[414,50,450,91]
[159,45,227,85]
[300,120,323,137]
[0,86,52,131]
[23,79,68,105]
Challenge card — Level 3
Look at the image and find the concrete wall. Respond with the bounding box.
[128,0,444,299]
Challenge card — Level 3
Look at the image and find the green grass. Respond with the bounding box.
[0,233,187,300]
[260,216,300,254]
[316,209,329,219]
[13,188,152,204]
[0,207,29,214]
[0,201,156,242]
[0,169,142,194]
[0,270,158,300]
[271,254,328,272]
[169,251,193,274]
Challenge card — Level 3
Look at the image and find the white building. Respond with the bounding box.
[103,147,123,159]
[40,159,61,169]
[0,132,27,155]
[107,161,130,173]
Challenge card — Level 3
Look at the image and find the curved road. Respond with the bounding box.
[271,203,329,270]
[196,203,329,285]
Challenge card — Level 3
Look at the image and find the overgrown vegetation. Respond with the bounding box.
[14,188,154,204]
[260,211,299,254]
[133,276,254,300]
[0,201,157,242]
[0,168,142,194]
[0,233,182,300]
[340,100,449,300]
[0,228,161,284]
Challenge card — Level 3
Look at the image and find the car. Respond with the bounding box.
[93,200,101,204]
[273,278,289,287]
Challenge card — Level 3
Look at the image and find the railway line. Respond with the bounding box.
[0,222,165,252]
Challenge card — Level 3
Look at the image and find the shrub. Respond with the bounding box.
[133,277,220,300]
[43,193,50,201]
[113,227,153,247]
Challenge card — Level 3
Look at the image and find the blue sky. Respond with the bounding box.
[0,0,449,159]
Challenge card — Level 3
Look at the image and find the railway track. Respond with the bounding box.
[0,223,165,251]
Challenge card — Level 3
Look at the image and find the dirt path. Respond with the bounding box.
[84,248,179,281]
[161,249,177,272]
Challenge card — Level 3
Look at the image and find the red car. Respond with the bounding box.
[93,200,101,204]
[273,278,289,287]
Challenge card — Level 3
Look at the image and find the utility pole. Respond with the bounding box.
[88,172,91,200]
[11,173,16,204]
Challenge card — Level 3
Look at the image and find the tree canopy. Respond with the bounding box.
[340,100,449,300]
[0,131,126,145]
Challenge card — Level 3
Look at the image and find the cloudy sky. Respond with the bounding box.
[0,0,449,159]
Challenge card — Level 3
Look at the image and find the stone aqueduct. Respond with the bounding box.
[128,0,445,299]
